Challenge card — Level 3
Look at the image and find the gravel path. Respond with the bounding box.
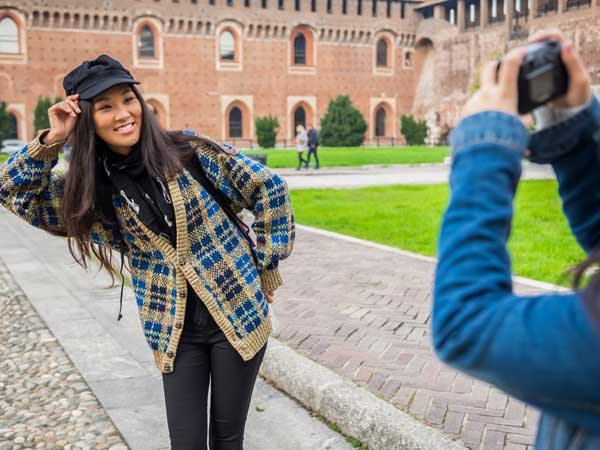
[0,261,128,450]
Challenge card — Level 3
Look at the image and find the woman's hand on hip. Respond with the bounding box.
[45,94,81,145]
[264,291,275,304]
[528,30,591,108]
[460,47,526,121]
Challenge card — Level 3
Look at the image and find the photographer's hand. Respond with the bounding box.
[528,31,591,109]
[460,48,526,121]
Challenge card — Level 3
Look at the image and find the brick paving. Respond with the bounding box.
[275,226,557,450]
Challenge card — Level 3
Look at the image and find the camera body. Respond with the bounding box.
[505,39,569,114]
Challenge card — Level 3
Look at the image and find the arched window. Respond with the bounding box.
[8,113,17,139]
[0,17,19,54]
[449,8,456,23]
[139,25,155,58]
[375,108,386,137]
[404,51,412,68]
[220,31,235,61]
[229,107,242,138]
[294,106,306,131]
[294,34,306,65]
[469,4,476,21]
[376,39,388,67]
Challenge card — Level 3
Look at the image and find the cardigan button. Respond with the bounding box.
[178,257,186,267]
[167,351,175,358]
[179,290,186,298]
[175,322,183,329]
[164,364,172,372]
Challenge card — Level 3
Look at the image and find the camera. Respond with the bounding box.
[499,39,569,114]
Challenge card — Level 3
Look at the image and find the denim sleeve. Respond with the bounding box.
[434,111,600,430]
[529,96,600,253]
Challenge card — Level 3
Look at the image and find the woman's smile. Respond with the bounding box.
[92,84,142,156]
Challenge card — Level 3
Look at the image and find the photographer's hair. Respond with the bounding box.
[62,85,195,280]
[574,251,600,324]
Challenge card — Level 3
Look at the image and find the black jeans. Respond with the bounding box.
[305,145,319,168]
[162,293,266,450]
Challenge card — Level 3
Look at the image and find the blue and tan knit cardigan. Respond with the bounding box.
[0,131,295,373]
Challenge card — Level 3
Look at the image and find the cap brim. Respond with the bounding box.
[78,78,141,100]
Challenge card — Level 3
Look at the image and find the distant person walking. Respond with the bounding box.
[295,124,308,170]
[305,123,320,169]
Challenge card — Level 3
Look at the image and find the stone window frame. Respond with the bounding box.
[288,26,317,76]
[139,25,156,58]
[286,97,317,140]
[403,49,414,70]
[6,103,26,140]
[216,21,243,72]
[0,10,27,65]
[369,98,396,140]
[373,31,395,76]
[132,17,164,70]
[221,96,254,141]
[144,94,170,129]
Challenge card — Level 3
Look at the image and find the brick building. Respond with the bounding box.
[0,0,599,146]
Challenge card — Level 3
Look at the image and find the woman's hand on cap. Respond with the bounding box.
[45,94,81,145]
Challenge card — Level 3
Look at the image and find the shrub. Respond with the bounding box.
[0,102,13,142]
[400,114,427,146]
[320,95,367,147]
[34,96,62,135]
[255,115,279,148]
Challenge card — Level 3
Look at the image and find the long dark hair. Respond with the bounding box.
[573,250,600,323]
[63,85,195,280]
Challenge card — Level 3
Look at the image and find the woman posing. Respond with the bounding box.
[0,55,295,450]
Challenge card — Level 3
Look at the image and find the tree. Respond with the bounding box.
[0,102,13,142]
[400,114,427,146]
[255,115,279,149]
[320,95,367,147]
[34,96,62,135]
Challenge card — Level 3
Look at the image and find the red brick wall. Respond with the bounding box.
[0,0,420,145]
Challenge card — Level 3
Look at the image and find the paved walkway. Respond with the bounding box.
[276,163,555,190]
[0,208,353,450]
[273,225,564,450]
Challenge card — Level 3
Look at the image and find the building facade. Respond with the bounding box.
[0,0,422,146]
[1,0,599,146]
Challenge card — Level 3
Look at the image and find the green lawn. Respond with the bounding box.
[1,147,449,169]
[290,180,584,285]
[246,146,449,168]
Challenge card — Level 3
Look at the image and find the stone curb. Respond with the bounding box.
[260,338,468,450]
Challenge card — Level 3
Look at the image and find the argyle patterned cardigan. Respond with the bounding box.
[0,130,295,373]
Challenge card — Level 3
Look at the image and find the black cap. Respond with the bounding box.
[63,55,140,100]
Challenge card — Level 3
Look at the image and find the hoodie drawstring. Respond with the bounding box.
[117,240,126,321]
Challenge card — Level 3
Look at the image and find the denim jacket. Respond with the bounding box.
[433,96,600,450]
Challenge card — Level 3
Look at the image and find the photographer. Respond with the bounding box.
[433,32,600,449]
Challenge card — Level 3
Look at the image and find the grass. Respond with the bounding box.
[290,180,585,285]
[0,147,449,169]
[245,146,449,168]
[315,415,371,449]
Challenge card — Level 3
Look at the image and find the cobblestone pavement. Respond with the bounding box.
[274,226,562,450]
[0,262,127,450]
